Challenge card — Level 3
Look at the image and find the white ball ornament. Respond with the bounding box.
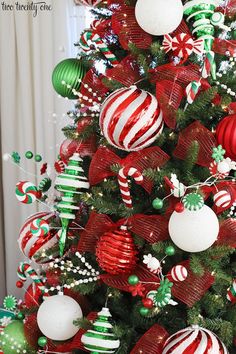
[168,206,219,253]
[37,295,82,341]
[135,0,183,36]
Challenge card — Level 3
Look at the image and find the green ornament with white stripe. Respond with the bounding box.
[81,307,120,354]
[55,153,90,256]
[182,192,204,211]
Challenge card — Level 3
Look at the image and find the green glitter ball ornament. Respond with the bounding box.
[128,275,139,286]
[165,246,175,256]
[38,336,47,347]
[152,198,164,210]
[25,151,33,159]
[52,58,87,99]
[139,307,150,316]
[35,154,42,162]
[0,320,34,354]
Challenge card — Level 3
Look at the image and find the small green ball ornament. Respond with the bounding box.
[0,320,33,354]
[25,151,33,159]
[139,307,150,316]
[165,246,175,256]
[16,312,25,320]
[52,58,87,99]
[152,198,164,210]
[35,154,42,162]
[128,275,139,285]
[38,336,48,347]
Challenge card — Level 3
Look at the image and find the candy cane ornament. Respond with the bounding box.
[80,30,119,67]
[16,262,49,297]
[118,167,144,208]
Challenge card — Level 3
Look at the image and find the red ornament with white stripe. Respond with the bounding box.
[74,0,103,6]
[168,265,188,283]
[162,325,228,354]
[214,190,231,209]
[99,86,163,151]
[18,212,61,264]
[227,279,236,304]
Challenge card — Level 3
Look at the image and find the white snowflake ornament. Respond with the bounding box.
[143,254,161,274]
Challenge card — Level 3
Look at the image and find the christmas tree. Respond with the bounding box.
[2,0,236,353]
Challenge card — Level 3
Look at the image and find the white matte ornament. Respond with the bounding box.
[37,295,82,341]
[168,206,219,252]
[135,0,183,36]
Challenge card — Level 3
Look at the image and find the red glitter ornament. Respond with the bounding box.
[16,280,24,288]
[175,202,185,213]
[142,298,154,309]
[216,114,236,160]
[96,226,138,275]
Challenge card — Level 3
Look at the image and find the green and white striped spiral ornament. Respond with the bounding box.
[182,192,204,211]
[81,307,120,354]
[55,153,90,256]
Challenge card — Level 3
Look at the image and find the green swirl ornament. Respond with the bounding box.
[55,153,90,256]
[81,307,120,354]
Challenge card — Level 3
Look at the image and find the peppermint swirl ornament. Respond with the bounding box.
[182,192,204,211]
[162,325,228,354]
[99,86,163,152]
[15,181,38,204]
[30,218,49,237]
[81,307,120,353]
[147,279,173,308]
[3,296,17,311]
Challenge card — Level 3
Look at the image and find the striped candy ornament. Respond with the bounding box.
[169,265,188,283]
[202,51,216,79]
[147,289,172,308]
[74,0,103,6]
[30,218,50,237]
[100,86,163,152]
[15,181,38,204]
[185,80,201,105]
[17,262,49,297]
[18,212,60,264]
[163,33,204,59]
[118,167,144,208]
[55,153,90,256]
[227,279,236,303]
[81,307,120,353]
[214,190,231,209]
[80,30,119,67]
[162,325,229,354]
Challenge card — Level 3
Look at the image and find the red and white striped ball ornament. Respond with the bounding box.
[162,325,228,354]
[74,0,103,6]
[214,190,231,209]
[18,212,60,264]
[99,86,163,152]
[169,265,188,282]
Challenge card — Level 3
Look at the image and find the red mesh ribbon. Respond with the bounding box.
[24,313,41,349]
[171,20,191,37]
[100,264,158,291]
[213,38,236,56]
[77,212,169,253]
[80,68,110,107]
[217,219,236,248]
[173,121,217,167]
[69,312,98,351]
[130,324,169,354]
[112,5,152,50]
[172,261,215,307]
[89,146,169,193]
[105,55,142,86]
[156,80,184,129]
[224,0,236,17]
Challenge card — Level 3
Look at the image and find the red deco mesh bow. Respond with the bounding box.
[89,145,169,193]
[173,121,217,167]
[217,218,236,248]
[111,4,152,50]
[77,212,170,254]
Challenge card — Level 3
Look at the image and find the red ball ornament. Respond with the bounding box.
[142,298,154,309]
[175,202,185,213]
[216,114,236,159]
[99,86,163,151]
[96,226,138,275]
[163,326,228,353]
[16,280,24,288]
[59,139,80,163]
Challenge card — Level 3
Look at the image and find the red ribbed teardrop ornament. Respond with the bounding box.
[216,114,236,159]
[96,226,138,275]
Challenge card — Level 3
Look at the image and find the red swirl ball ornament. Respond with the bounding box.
[96,226,138,275]
[99,86,163,151]
[216,114,236,159]
[162,326,228,354]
